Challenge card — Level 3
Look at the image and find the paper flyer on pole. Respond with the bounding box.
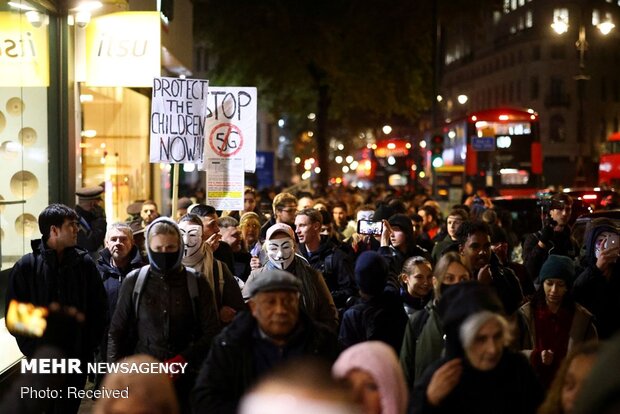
[205,158,244,210]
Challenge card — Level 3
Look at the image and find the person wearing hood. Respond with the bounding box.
[410,282,543,414]
[243,223,339,332]
[333,341,409,414]
[572,217,620,339]
[107,216,220,412]
[515,255,597,389]
[178,213,246,325]
[378,213,430,289]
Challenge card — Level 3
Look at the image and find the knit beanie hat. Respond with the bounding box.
[538,255,576,287]
[355,251,388,296]
[332,341,408,414]
[374,204,395,222]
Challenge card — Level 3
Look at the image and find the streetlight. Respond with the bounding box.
[551,7,615,182]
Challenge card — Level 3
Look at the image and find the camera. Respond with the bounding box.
[537,196,566,215]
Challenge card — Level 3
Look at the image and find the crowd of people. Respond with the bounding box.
[3,183,620,414]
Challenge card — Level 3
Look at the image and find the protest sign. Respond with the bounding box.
[149,77,209,163]
[206,158,244,210]
[202,87,257,172]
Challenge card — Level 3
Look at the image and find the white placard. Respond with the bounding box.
[149,76,209,163]
[205,158,244,210]
[202,87,257,172]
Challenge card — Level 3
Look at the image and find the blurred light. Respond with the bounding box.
[278,119,285,127]
[499,114,509,121]
[342,166,350,173]
[314,167,321,174]
[81,130,97,138]
[279,135,286,143]
[179,74,186,79]
[582,194,598,200]
[337,144,344,151]
[527,108,535,114]
[80,94,94,103]
[335,177,342,184]
[387,156,396,165]
[345,155,354,164]
[74,1,103,12]
[551,19,568,34]
[471,115,478,122]
[499,168,519,174]
[302,171,311,180]
[309,158,315,164]
[448,130,456,139]
[436,95,443,102]
[530,115,536,120]
[8,1,36,11]
[294,157,301,164]
[366,143,372,149]
[457,94,468,104]
[405,143,411,149]
[350,161,359,170]
[387,143,396,150]
[419,141,427,149]
[26,10,42,26]
[307,131,314,137]
[382,125,392,135]
[307,113,316,120]
[371,144,377,150]
[335,156,343,164]
[497,136,512,148]
[411,164,417,171]
[100,143,106,148]
[419,171,426,178]
[183,163,196,172]
[432,157,444,168]
[594,187,601,191]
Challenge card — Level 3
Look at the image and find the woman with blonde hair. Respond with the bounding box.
[399,252,471,386]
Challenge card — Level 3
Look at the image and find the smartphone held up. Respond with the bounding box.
[357,219,383,236]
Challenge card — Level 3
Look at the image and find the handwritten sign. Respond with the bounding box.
[149,76,209,163]
[202,87,257,172]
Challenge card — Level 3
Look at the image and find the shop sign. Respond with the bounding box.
[85,12,160,87]
[0,12,50,87]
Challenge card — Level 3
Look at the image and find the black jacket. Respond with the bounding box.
[96,246,144,320]
[75,205,107,259]
[5,239,108,360]
[298,236,357,308]
[107,265,220,368]
[523,226,578,282]
[191,310,339,414]
[339,290,408,353]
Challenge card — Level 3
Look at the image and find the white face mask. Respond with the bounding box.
[179,222,204,260]
[267,238,295,270]
[357,210,374,222]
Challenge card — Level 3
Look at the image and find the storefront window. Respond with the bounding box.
[79,86,151,222]
[0,1,53,373]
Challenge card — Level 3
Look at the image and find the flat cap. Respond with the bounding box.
[127,201,143,216]
[266,223,295,241]
[247,269,301,297]
[76,185,104,201]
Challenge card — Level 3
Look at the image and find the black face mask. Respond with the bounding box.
[440,283,454,296]
[150,251,179,273]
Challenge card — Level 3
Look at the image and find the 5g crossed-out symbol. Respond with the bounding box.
[209,123,244,157]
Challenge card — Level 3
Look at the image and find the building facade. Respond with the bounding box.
[438,0,620,186]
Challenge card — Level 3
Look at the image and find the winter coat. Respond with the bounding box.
[5,239,107,360]
[573,218,620,339]
[338,290,408,353]
[523,226,579,282]
[191,310,339,414]
[298,235,357,308]
[96,245,144,320]
[243,257,339,332]
[411,351,543,414]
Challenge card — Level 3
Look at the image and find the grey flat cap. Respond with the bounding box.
[247,269,301,297]
[76,185,104,201]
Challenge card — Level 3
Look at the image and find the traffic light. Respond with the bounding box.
[431,134,444,168]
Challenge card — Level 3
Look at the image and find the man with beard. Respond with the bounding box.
[456,220,523,315]
[178,214,245,325]
[243,223,338,332]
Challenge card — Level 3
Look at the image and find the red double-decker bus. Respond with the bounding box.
[599,132,620,187]
[431,107,542,199]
